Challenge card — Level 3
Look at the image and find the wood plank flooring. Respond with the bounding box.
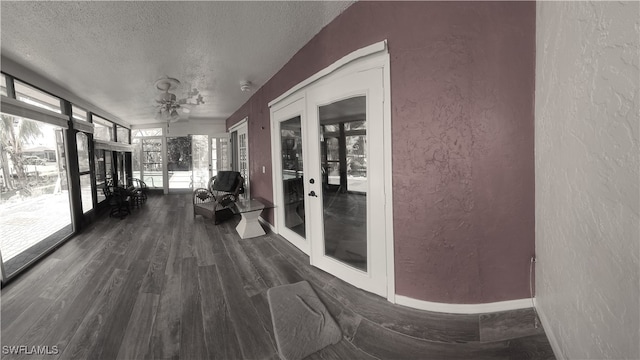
[1,194,556,359]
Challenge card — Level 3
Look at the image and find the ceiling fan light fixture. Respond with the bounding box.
[153,76,204,123]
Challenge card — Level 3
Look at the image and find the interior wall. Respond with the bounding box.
[226,1,536,304]
[535,1,640,359]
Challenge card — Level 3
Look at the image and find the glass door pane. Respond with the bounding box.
[319,97,368,271]
[132,138,142,179]
[142,138,163,188]
[281,116,305,238]
[116,152,125,185]
[0,114,72,278]
[167,136,192,190]
[273,98,307,253]
[192,135,209,189]
[219,138,229,171]
[238,129,249,199]
[76,132,93,213]
[95,149,107,202]
[104,151,113,184]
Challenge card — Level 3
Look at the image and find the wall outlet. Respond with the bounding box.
[262,166,266,174]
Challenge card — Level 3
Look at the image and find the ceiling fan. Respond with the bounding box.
[154,76,204,123]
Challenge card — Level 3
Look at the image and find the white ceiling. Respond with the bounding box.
[0,1,354,126]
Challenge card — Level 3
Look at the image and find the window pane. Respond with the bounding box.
[93,116,113,141]
[345,120,366,131]
[76,132,90,172]
[132,128,162,137]
[324,124,339,133]
[347,135,367,180]
[0,113,72,278]
[325,137,339,161]
[116,126,130,144]
[72,105,88,122]
[80,174,93,213]
[1,74,7,96]
[14,81,62,114]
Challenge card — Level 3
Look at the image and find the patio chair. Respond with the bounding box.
[127,178,148,207]
[104,185,131,219]
[193,171,244,224]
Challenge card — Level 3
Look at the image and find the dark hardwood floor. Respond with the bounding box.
[1,194,556,359]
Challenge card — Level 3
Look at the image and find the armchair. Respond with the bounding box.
[193,171,244,224]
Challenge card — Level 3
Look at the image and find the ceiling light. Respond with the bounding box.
[240,81,253,92]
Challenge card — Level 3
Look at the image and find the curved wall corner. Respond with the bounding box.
[226,1,536,305]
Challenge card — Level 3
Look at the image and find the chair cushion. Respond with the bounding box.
[212,171,240,192]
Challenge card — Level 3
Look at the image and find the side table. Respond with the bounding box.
[235,199,273,239]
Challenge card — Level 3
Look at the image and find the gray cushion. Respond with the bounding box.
[267,281,342,360]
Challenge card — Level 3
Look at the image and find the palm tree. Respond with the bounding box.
[0,114,43,192]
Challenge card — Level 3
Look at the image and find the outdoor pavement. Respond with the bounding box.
[0,192,71,263]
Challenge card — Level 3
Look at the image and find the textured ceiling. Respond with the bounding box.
[0,1,354,125]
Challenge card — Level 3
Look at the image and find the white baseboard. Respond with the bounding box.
[394,295,533,314]
[533,298,564,359]
[258,216,276,232]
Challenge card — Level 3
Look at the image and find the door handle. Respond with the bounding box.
[308,191,318,197]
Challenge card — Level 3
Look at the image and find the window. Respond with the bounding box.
[93,115,113,142]
[0,74,7,96]
[14,80,62,114]
[0,113,72,277]
[116,125,130,144]
[72,105,88,122]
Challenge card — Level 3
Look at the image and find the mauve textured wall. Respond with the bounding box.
[535,2,640,359]
[227,1,536,304]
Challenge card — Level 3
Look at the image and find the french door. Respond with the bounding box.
[306,68,386,297]
[273,67,387,297]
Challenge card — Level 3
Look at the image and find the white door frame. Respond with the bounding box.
[269,40,395,301]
